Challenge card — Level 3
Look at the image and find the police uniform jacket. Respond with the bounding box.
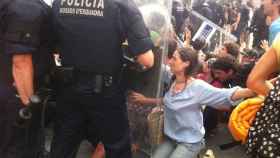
[51,0,154,75]
[0,0,53,101]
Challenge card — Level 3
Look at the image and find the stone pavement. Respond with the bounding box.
[75,123,250,158]
[200,123,249,158]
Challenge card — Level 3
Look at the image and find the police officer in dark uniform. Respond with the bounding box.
[50,0,154,157]
[0,0,53,157]
[172,0,188,35]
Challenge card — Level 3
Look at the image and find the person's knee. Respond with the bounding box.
[91,143,105,158]
[152,140,175,158]
[170,142,204,158]
[104,133,131,151]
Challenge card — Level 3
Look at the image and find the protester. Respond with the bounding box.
[129,47,256,158]
[247,33,280,95]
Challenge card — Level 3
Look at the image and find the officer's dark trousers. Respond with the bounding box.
[50,77,132,158]
[0,94,42,158]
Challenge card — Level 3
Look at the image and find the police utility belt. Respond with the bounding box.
[55,67,116,93]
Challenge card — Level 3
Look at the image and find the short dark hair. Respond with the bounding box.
[167,38,178,59]
[191,37,207,51]
[223,42,240,58]
[211,56,238,73]
[177,47,198,76]
[241,49,259,58]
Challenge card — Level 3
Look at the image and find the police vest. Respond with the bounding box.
[0,0,14,86]
[52,0,124,75]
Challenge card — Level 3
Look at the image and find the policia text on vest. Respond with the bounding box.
[60,0,104,16]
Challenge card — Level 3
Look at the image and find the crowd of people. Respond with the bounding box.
[124,0,280,158]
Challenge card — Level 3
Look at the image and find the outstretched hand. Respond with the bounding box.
[128,91,147,105]
[260,40,269,51]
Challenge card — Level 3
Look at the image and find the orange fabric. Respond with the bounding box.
[228,97,264,144]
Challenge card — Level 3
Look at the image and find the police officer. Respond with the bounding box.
[50,0,154,158]
[0,0,53,157]
[172,0,188,35]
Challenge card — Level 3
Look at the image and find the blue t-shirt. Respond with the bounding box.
[269,17,280,45]
[163,79,239,143]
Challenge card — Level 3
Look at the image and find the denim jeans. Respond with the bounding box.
[152,138,205,158]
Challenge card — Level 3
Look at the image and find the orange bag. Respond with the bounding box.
[228,97,264,144]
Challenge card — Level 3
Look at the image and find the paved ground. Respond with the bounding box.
[74,123,250,158]
[200,123,249,158]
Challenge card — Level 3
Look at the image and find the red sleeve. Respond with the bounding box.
[211,80,223,88]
